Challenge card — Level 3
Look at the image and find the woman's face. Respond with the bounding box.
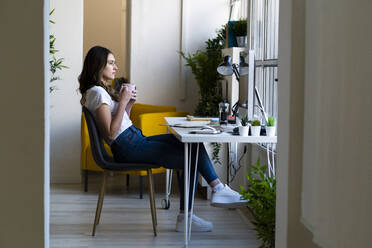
[101,53,118,83]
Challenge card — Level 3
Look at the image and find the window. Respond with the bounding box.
[247,0,279,123]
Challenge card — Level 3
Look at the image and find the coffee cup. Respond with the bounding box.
[125,84,136,100]
[127,84,136,92]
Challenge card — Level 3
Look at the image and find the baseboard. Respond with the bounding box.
[51,175,81,184]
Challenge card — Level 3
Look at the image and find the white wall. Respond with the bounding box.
[276,0,318,247]
[277,0,372,247]
[301,0,372,247]
[84,0,128,77]
[130,0,229,113]
[0,0,48,247]
[50,0,83,183]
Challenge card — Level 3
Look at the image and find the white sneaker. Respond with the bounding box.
[175,213,213,232]
[211,184,248,208]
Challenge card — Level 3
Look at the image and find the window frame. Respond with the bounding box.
[246,0,279,124]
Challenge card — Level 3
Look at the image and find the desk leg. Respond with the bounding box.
[227,143,230,186]
[184,143,189,246]
[188,143,199,240]
[165,126,172,209]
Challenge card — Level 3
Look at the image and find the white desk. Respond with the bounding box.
[165,117,277,247]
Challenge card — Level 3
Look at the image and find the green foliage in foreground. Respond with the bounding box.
[240,157,276,248]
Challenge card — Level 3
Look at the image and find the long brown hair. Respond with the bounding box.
[78,46,119,104]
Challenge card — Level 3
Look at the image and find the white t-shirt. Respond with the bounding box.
[84,86,133,141]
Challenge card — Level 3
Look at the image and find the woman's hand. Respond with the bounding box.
[118,85,132,105]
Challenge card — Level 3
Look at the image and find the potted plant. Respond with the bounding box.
[239,115,249,136]
[240,157,276,248]
[231,19,247,47]
[266,116,276,136]
[251,120,261,136]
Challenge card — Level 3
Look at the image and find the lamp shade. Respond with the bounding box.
[217,56,233,76]
[239,56,249,75]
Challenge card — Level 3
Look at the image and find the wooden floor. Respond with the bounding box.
[50,174,260,248]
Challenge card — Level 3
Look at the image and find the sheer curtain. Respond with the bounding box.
[229,0,248,20]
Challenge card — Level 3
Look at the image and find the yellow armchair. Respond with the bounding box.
[81,102,188,198]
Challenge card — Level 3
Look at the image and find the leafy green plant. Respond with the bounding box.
[240,115,248,126]
[240,157,276,248]
[232,19,247,36]
[180,26,226,117]
[49,9,68,93]
[210,142,222,165]
[252,120,261,126]
[266,116,275,127]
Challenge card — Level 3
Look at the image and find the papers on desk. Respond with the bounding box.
[162,120,220,134]
[171,121,210,128]
[186,115,212,122]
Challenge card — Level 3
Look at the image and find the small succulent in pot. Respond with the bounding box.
[252,120,261,126]
[266,116,275,127]
[251,120,261,136]
[240,114,249,126]
[266,116,276,136]
[239,115,249,136]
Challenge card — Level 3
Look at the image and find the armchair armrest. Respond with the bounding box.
[138,111,188,136]
[130,103,177,129]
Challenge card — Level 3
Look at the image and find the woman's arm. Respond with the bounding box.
[96,86,132,142]
[125,101,134,116]
[125,86,137,116]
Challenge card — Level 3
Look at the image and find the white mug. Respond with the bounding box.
[128,84,136,92]
[125,84,136,100]
[124,83,136,92]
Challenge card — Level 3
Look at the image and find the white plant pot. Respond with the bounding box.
[251,126,261,136]
[266,126,276,136]
[239,126,249,136]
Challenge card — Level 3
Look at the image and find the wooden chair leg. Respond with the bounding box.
[147,169,157,236]
[139,176,143,199]
[84,170,88,192]
[92,171,107,236]
[96,171,107,226]
[149,170,157,226]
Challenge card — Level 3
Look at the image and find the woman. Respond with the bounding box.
[79,46,247,232]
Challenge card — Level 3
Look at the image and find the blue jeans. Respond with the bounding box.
[110,125,218,210]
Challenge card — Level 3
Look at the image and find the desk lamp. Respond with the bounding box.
[217,55,248,79]
[217,55,268,123]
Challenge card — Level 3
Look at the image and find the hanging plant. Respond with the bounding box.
[49,8,68,93]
